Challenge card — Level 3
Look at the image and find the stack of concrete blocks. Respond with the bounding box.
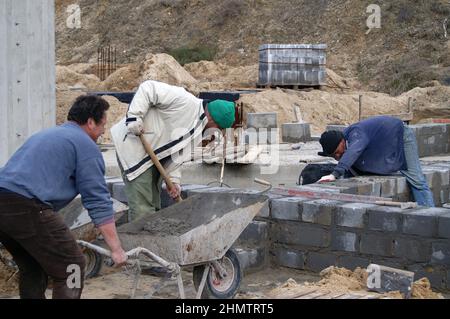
[409,124,450,157]
[258,44,327,86]
[421,163,450,207]
[270,193,450,290]
[281,122,312,143]
[246,112,279,145]
[105,178,450,288]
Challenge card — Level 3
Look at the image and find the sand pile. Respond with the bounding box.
[411,278,444,299]
[65,63,97,75]
[268,266,444,299]
[401,85,450,123]
[239,88,410,134]
[56,66,103,91]
[323,68,362,92]
[184,61,258,90]
[101,65,141,92]
[140,53,199,89]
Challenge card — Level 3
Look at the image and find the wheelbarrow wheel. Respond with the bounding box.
[193,249,242,299]
[82,242,104,279]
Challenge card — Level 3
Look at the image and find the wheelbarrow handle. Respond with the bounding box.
[76,240,176,271]
[139,135,182,203]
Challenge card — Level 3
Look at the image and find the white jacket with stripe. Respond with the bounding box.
[111,80,207,183]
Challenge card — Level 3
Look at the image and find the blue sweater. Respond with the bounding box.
[0,122,114,226]
[333,116,407,178]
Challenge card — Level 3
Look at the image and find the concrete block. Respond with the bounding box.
[448,270,450,290]
[352,177,382,197]
[111,182,128,203]
[306,252,338,272]
[337,255,371,270]
[366,264,414,298]
[421,169,437,188]
[331,231,358,252]
[427,167,450,186]
[402,208,448,237]
[380,177,398,198]
[239,221,268,244]
[431,242,450,265]
[258,200,270,218]
[273,222,330,248]
[180,184,210,197]
[281,123,312,143]
[105,177,123,194]
[273,245,306,270]
[360,234,393,257]
[393,238,431,262]
[438,211,450,239]
[187,186,239,196]
[302,199,342,226]
[162,184,214,208]
[407,264,447,290]
[336,203,376,228]
[234,247,267,273]
[395,175,408,194]
[370,258,405,270]
[247,112,278,129]
[367,206,404,232]
[439,187,450,206]
[270,197,308,221]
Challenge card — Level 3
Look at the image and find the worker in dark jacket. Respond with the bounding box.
[317,116,434,207]
[0,95,128,299]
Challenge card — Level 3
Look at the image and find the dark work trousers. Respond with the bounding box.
[0,192,85,299]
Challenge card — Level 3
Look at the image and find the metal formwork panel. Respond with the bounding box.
[0,0,55,166]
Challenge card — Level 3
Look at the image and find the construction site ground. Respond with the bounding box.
[1,265,448,299]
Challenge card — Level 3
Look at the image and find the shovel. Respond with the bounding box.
[139,135,182,203]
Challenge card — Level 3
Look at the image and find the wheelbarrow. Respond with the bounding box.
[78,192,268,299]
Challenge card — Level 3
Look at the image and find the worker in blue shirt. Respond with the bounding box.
[0,95,128,299]
[317,116,435,207]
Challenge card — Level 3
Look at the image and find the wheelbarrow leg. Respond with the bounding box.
[177,271,186,299]
[196,264,210,299]
[130,262,142,299]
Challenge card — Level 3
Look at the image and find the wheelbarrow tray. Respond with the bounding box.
[117,192,268,266]
[60,196,128,242]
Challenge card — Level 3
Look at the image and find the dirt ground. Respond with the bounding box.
[1,263,447,299]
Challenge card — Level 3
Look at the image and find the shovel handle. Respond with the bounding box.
[254,178,272,187]
[139,135,182,203]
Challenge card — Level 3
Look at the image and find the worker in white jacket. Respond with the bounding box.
[111,80,236,221]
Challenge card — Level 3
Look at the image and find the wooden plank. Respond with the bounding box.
[297,291,329,299]
[273,288,318,299]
